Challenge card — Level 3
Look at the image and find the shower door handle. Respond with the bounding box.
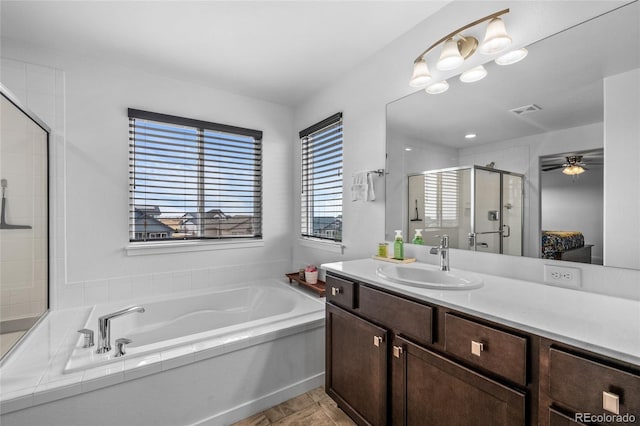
[502,224,511,238]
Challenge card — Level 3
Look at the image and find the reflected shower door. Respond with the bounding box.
[502,174,523,256]
[473,169,501,253]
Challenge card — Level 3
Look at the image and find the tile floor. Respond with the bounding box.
[231,386,356,426]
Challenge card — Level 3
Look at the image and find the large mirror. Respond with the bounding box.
[0,87,50,361]
[386,1,639,269]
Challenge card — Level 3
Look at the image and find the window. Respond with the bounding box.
[424,169,459,228]
[128,109,262,243]
[300,113,343,242]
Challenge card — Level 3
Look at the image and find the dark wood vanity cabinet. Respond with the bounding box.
[325,273,530,426]
[325,272,638,426]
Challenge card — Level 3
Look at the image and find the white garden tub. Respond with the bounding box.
[65,280,323,373]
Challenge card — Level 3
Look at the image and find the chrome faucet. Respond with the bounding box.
[96,306,145,354]
[429,234,450,271]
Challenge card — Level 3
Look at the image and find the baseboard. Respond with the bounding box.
[192,372,325,426]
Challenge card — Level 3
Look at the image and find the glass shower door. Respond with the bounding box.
[472,169,501,253]
[502,173,523,256]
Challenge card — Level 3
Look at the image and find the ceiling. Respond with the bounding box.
[0,1,448,106]
[387,1,639,149]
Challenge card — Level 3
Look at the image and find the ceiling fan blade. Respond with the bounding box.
[542,165,565,171]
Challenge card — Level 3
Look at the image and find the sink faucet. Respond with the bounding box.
[429,235,450,271]
[96,306,145,354]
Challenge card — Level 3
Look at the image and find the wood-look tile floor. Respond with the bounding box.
[231,387,356,426]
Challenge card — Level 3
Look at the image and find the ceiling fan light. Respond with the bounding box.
[495,48,528,65]
[479,17,512,55]
[425,80,449,94]
[409,59,432,87]
[437,38,465,71]
[460,65,488,83]
[562,165,585,175]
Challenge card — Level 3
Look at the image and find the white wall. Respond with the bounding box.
[604,69,640,269]
[541,167,604,264]
[2,41,295,308]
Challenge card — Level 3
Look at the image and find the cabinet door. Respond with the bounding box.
[326,303,388,425]
[391,336,526,426]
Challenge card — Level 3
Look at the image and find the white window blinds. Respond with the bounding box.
[424,170,459,228]
[128,109,262,242]
[300,113,343,242]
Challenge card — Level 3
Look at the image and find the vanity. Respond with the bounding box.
[322,259,640,426]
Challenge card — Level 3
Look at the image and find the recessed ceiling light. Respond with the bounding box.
[465,133,477,139]
[405,147,413,151]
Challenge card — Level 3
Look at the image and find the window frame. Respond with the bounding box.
[299,112,344,244]
[127,109,263,247]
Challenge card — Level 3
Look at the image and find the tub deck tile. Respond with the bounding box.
[160,345,195,371]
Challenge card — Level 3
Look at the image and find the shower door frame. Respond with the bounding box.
[0,83,51,364]
[470,165,524,255]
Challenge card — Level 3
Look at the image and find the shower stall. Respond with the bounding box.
[0,86,50,360]
[408,165,523,255]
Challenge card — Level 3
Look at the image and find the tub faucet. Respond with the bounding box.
[96,306,145,354]
[429,235,450,271]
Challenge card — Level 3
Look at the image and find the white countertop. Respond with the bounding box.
[322,258,640,366]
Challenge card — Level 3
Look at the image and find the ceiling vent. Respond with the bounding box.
[509,104,542,116]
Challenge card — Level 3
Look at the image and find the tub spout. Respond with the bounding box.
[96,306,145,354]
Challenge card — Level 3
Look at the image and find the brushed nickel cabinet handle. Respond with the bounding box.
[603,391,620,415]
[373,335,384,347]
[393,345,404,358]
[471,340,484,357]
[331,287,343,296]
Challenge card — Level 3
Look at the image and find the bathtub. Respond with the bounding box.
[65,280,323,373]
[0,278,325,426]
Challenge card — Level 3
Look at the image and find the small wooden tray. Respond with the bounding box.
[372,256,417,264]
[285,273,326,297]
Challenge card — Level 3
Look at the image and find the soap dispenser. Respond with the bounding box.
[412,229,424,245]
[394,230,404,260]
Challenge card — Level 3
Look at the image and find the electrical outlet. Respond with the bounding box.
[544,265,581,288]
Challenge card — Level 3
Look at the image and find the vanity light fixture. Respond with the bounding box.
[409,9,527,94]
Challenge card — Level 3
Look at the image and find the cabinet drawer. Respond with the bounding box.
[444,313,527,386]
[326,275,356,310]
[549,408,586,426]
[549,348,640,419]
[359,285,433,346]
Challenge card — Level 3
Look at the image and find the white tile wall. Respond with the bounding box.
[1,89,49,322]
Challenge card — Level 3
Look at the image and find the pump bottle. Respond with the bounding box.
[394,230,404,260]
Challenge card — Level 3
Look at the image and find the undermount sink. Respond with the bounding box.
[375,263,483,290]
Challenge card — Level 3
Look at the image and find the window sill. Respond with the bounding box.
[125,239,264,256]
[298,238,344,254]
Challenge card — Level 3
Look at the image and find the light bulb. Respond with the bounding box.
[495,48,528,65]
[425,80,449,94]
[459,65,488,83]
[479,17,512,54]
[437,38,464,71]
[409,59,432,87]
